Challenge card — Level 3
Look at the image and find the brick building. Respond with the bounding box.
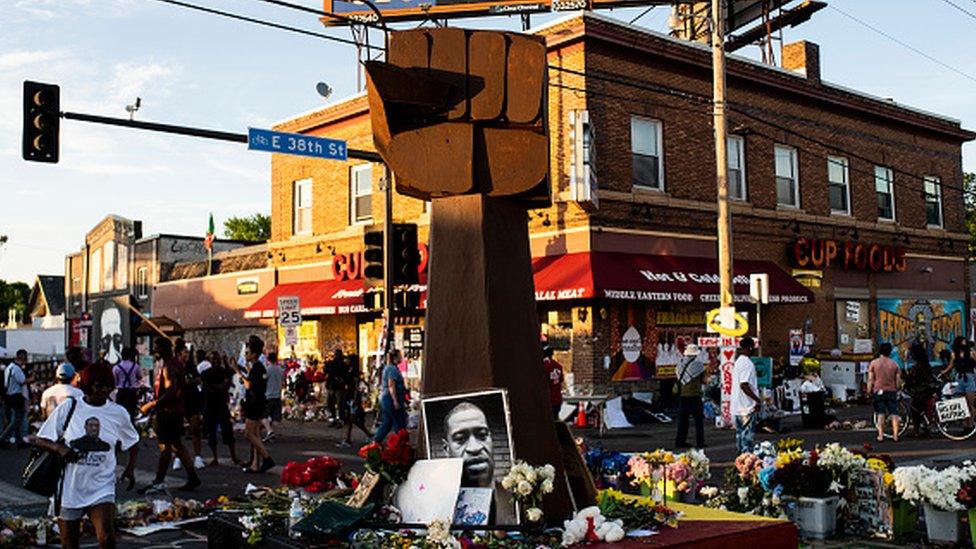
[166,12,971,392]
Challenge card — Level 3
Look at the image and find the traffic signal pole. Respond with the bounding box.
[59,110,383,162]
[383,164,395,354]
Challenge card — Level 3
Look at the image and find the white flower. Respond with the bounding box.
[541,464,556,481]
[541,478,554,495]
[737,487,750,504]
[517,481,533,497]
[525,468,538,484]
[501,477,514,491]
[525,507,543,522]
[699,486,718,499]
[425,519,460,548]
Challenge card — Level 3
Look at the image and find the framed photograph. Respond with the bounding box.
[422,389,518,525]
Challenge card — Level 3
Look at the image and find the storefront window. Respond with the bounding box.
[835,299,870,354]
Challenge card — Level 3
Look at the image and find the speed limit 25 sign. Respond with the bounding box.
[277,296,302,327]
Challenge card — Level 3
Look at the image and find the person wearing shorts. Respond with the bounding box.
[868,342,902,442]
[236,338,274,474]
[262,352,283,443]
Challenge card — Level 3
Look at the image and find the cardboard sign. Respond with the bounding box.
[936,397,972,423]
[395,459,464,524]
[752,356,773,388]
[347,470,380,508]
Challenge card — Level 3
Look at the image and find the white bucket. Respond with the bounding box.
[923,504,961,543]
[783,496,838,539]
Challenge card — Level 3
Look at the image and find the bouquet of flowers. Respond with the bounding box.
[500,461,556,524]
[817,443,866,494]
[280,455,345,493]
[894,463,976,512]
[957,475,976,509]
[359,429,415,484]
[776,437,805,453]
[597,489,681,531]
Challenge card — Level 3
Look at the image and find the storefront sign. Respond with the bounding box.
[333,243,430,281]
[789,237,906,273]
[236,277,259,295]
[877,298,965,367]
[404,327,424,349]
[656,310,706,326]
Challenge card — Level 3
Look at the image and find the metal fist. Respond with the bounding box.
[364,28,549,203]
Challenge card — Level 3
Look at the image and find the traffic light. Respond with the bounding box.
[392,223,419,286]
[22,81,60,163]
[363,229,384,282]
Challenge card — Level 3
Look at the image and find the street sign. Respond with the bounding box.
[248,127,347,161]
[284,326,299,347]
[277,296,302,327]
[749,273,769,304]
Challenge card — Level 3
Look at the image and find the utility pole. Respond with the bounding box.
[712,0,735,328]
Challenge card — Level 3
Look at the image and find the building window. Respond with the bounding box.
[115,244,128,289]
[137,267,149,298]
[630,116,663,190]
[89,248,102,294]
[727,135,746,200]
[774,144,799,207]
[350,164,373,224]
[875,166,895,221]
[828,156,850,214]
[292,178,312,235]
[924,175,942,227]
[102,241,114,292]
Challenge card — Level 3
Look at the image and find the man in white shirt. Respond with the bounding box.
[0,350,30,447]
[730,337,761,455]
[41,363,84,418]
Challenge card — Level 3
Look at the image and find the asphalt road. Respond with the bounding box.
[1,403,974,547]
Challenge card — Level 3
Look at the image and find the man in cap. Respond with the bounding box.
[41,363,83,418]
[674,344,706,449]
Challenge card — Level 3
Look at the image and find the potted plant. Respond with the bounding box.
[773,449,839,539]
[893,464,976,544]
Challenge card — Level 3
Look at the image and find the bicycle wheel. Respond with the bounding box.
[936,399,976,441]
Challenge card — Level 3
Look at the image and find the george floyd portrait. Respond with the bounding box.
[422,389,517,524]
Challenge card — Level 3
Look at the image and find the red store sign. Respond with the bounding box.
[790,237,906,273]
[332,242,430,281]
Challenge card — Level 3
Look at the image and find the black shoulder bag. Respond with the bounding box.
[23,397,78,497]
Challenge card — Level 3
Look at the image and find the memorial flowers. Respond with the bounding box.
[359,428,415,484]
[501,461,556,524]
[893,463,976,512]
[280,455,346,493]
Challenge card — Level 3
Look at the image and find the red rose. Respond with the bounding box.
[305,481,326,493]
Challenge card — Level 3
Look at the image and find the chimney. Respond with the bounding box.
[782,40,820,82]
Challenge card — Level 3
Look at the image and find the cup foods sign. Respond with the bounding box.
[790,237,907,273]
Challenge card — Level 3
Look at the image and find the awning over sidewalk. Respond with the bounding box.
[532,251,814,304]
[244,279,367,319]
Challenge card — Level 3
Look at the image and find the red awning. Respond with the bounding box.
[244,279,367,319]
[532,251,813,304]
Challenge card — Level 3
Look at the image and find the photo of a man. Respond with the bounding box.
[70,417,111,453]
[423,389,516,524]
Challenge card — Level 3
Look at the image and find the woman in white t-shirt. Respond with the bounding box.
[35,362,139,549]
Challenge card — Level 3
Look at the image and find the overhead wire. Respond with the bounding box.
[151,0,379,49]
[828,4,976,84]
[939,0,976,20]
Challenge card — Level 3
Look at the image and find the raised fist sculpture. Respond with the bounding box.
[364,28,549,203]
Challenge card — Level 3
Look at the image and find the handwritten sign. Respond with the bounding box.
[347,471,380,508]
[936,397,972,423]
[719,346,735,428]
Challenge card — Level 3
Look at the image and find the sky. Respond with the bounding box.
[1,0,975,284]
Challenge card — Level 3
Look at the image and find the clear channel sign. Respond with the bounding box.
[248,127,347,161]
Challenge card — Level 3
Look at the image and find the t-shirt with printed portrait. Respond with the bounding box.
[37,398,139,509]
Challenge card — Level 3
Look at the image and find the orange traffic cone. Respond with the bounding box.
[575,402,588,428]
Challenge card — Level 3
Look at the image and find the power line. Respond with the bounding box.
[252,0,388,32]
[151,0,375,49]
[828,4,976,84]
[940,0,976,20]
[629,5,655,25]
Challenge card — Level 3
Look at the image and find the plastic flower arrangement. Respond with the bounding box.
[894,463,976,512]
[358,429,415,485]
[500,461,556,524]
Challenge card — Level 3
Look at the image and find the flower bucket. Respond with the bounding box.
[923,504,961,543]
[969,508,976,548]
[654,480,679,502]
[782,496,838,539]
[892,499,918,538]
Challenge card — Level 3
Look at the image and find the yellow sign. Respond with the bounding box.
[705,308,749,337]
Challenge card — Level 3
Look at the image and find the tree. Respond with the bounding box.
[0,280,31,325]
[223,213,271,243]
[966,172,976,258]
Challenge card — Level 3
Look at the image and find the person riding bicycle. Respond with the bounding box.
[903,342,939,437]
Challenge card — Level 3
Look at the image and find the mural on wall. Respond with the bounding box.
[609,305,712,381]
[91,296,131,365]
[877,298,966,367]
[609,305,654,381]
